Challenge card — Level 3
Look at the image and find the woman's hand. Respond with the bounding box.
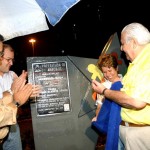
[92,116,97,122]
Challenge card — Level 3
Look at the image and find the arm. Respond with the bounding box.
[0,71,41,139]
[13,83,33,106]
[11,70,41,104]
[0,92,18,140]
[91,93,104,122]
[92,80,146,109]
[0,93,17,128]
[0,82,40,127]
[11,70,27,92]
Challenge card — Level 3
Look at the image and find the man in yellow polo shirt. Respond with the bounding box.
[92,22,150,150]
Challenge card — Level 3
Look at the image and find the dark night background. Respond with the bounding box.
[3,0,149,149]
[5,0,150,75]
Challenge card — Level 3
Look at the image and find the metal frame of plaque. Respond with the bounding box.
[32,61,71,117]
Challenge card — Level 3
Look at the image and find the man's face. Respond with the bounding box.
[120,32,134,62]
[0,48,14,73]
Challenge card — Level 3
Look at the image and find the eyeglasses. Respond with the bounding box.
[2,57,15,63]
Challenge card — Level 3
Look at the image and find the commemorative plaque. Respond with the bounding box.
[31,61,71,116]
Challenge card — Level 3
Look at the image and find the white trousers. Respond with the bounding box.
[119,125,150,150]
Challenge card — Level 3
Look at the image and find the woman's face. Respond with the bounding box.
[101,66,118,83]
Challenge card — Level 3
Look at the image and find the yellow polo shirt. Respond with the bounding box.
[121,43,150,124]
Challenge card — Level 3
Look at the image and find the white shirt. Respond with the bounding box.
[0,71,17,98]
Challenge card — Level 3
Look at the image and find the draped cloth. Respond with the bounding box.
[35,0,80,26]
[0,0,49,41]
[92,81,123,150]
[0,0,80,40]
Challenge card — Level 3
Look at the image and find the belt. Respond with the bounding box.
[120,121,149,127]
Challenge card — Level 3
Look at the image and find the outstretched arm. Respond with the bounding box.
[92,80,146,109]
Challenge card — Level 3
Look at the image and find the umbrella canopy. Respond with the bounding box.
[0,0,80,41]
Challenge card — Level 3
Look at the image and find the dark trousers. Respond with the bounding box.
[0,143,3,150]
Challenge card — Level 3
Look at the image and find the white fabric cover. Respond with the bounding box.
[0,0,49,41]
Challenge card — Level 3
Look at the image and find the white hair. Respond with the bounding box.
[121,22,150,45]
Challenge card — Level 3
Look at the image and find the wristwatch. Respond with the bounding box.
[8,89,20,107]
[14,101,20,107]
[7,90,20,107]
